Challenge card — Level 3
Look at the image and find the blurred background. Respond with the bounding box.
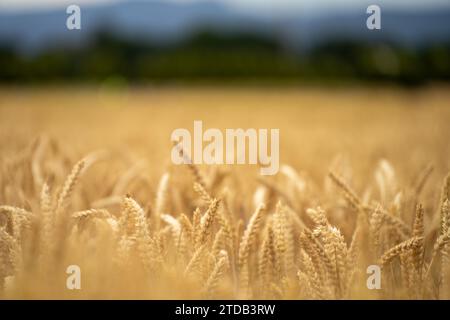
[1,0,449,85]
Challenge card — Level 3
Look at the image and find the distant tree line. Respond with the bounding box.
[0,30,449,85]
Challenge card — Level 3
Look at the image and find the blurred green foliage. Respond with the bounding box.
[0,30,449,85]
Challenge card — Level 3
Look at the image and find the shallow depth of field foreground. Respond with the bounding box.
[0,86,450,299]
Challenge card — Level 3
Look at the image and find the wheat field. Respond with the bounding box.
[0,86,449,299]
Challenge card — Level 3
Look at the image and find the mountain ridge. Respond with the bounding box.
[0,0,449,54]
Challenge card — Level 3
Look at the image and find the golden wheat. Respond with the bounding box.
[0,87,449,299]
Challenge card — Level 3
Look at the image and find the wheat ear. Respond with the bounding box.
[380,237,423,267]
[55,159,85,215]
[204,250,229,297]
[328,170,361,209]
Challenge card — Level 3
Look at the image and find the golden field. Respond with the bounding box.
[0,86,449,299]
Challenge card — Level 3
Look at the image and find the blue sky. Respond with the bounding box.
[1,0,449,11]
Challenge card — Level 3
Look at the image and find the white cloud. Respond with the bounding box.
[0,0,117,10]
[227,0,450,10]
[1,0,449,11]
